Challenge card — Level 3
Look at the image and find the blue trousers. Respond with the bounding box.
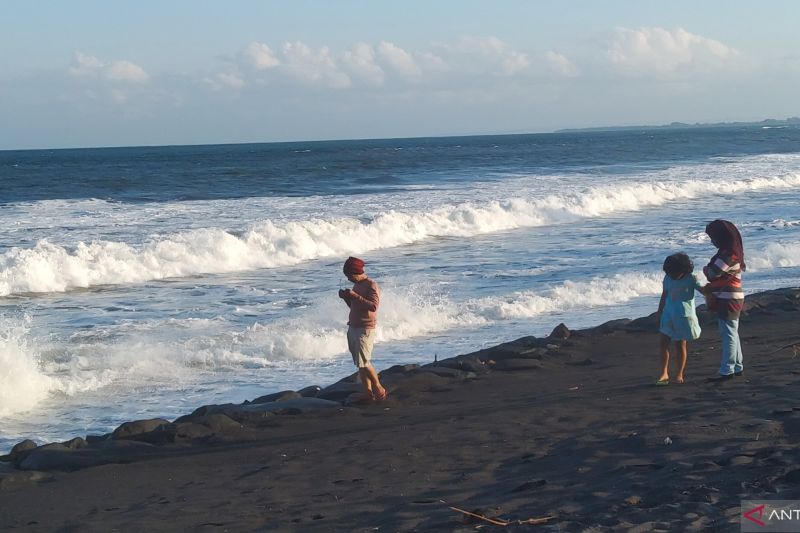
[718,318,743,375]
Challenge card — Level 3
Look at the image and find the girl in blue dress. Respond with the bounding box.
[656,253,705,385]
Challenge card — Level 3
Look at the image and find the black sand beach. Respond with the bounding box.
[2,288,800,532]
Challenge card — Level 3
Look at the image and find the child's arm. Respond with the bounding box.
[704,251,737,281]
[692,274,706,294]
[657,290,666,315]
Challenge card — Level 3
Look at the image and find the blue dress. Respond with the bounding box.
[659,274,703,341]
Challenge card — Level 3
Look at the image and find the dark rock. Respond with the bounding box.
[594,318,631,334]
[251,398,341,414]
[625,312,659,332]
[86,434,111,445]
[385,372,451,397]
[455,356,488,374]
[250,390,302,404]
[567,358,594,366]
[298,385,322,397]
[38,443,69,451]
[8,439,37,460]
[112,418,170,440]
[16,449,102,472]
[511,479,547,492]
[0,470,51,490]
[173,422,214,440]
[379,364,420,376]
[548,323,571,340]
[62,437,88,450]
[417,366,476,380]
[186,399,339,424]
[317,382,363,402]
[461,336,546,363]
[99,439,154,451]
[493,359,543,371]
[433,354,490,373]
[193,414,243,433]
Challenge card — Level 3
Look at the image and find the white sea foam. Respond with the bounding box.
[1,171,799,296]
[749,241,800,271]
[468,272,663,319]
[0,317,54,417]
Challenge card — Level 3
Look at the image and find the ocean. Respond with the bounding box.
[2,126,800,452]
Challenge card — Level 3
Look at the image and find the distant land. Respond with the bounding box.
[555,116,800,133]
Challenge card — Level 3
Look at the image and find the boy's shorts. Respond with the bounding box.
[347,327,376,368]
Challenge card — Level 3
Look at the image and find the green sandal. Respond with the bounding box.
[655,379,669,386]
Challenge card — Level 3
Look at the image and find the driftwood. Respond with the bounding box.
[766,342,800,357]
[449,505,555,526]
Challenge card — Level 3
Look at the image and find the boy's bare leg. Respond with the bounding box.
[360,365,386,398]
[358,368,374,396]
[658,333,671,382]
[674,340,688,383]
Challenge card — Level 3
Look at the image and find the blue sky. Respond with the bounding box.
[2,1,799,149]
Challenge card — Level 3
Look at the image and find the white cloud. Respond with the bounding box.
[205,36,579,93]
[203,71,246,91]
[605,27,738,77]
[377,41,421,77]
[281,41,351,88]
[441,36,531,76]
[69,52,149,83]
[341,42,385,86]
[244,42,280,70]
[543,51,579,77]
[104,60,149,83]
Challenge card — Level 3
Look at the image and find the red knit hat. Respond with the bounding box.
[343,256,365,276]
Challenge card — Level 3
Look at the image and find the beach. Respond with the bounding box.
[2,287,799,531]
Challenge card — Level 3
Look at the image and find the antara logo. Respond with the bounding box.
[744,504,765,526]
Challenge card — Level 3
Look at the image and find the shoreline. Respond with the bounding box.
[2,286,799,531]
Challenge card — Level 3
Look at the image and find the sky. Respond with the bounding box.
[1,1,799,149]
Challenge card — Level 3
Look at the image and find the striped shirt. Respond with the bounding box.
[703,249,744,320]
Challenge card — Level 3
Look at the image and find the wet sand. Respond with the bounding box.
[2,288,800,532]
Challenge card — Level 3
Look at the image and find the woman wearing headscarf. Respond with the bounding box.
[703,219,746,380]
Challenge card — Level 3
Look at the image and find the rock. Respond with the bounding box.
[38,443,69,451]
[16,448,102,472]
[317,382,364,402]
[493,358,543,371]
[250,390,302,404]
[193,414,243,433]
[417,366,476,380]
[62,437,88,450]
[461,336,545,363]
[86,434,111,445]
[379,364,420,376]
[625,495,642,505]
[625,312,659,332]
[182,403,276,426]
[298,385,322,397]
[250,397,341,414]
[112,418,170,440]
[511,479,547,492]
[8,439,37,460]
[0,470,51,490]
[173,422,214,440]
[594,318,631,334]
[548,323,571,340]
[455,356,489,373]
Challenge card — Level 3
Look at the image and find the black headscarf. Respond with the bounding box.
[705,219,746,271]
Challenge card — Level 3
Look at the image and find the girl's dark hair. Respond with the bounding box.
[663,252,694,278]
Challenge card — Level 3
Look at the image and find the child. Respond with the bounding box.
[703,219,746,380]
[656,252,704,385]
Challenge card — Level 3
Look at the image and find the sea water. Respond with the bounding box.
[2,127,800,451]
